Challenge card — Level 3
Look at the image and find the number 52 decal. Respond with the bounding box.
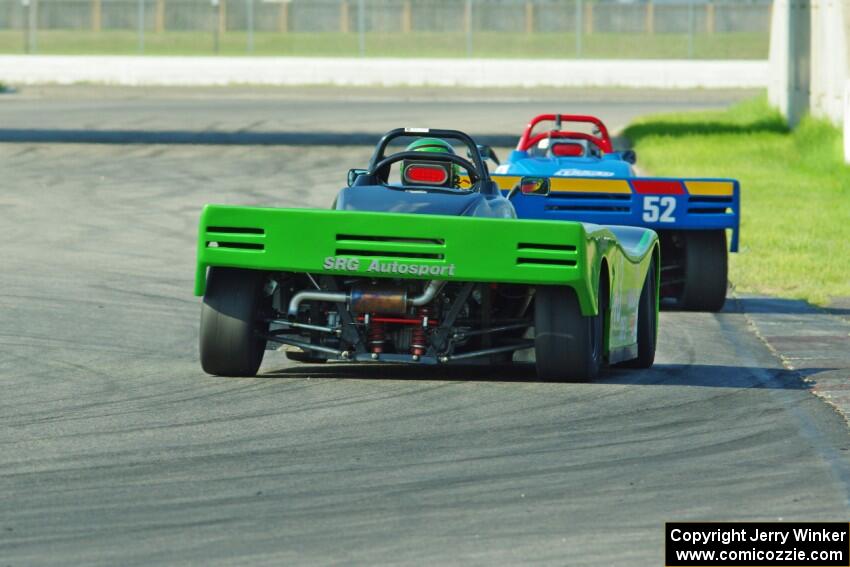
[642,196,677,223]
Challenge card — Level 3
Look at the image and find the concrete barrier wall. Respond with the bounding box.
[769,0,850,127]
[0,55,769,89]
[810,0,849,124]
[767,0,811,126]
[845,80,850,162]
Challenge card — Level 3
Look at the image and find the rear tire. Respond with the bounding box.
[534,285,604,382]
[200,267,269,377]
[680,230,728,312]
[621,259,657,369]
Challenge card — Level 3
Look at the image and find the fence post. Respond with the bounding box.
[278,1,289,33]
[646,1,654,34]
[91,0,101,32]
[340,0,349,33]
[687,0,695,58]
[21,0,27,53]
[706,2,715,34]
[155,0,164,33]
[22,0,30,53]
[219,0,226,35]
[138,0,145,52]
[401,0,411,33]
[211,0,219,53]
[27,0,37,52]
[246,0,254,53]
[525,0,534,34]
[575,0,583,57]
[357,0,365,56]
[584,1,593,35]
[465,0,472,57]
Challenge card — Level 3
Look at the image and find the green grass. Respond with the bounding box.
[0,30,769,59]
[624,97,850,305]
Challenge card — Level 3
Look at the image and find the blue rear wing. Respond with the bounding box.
[493,174,740,252]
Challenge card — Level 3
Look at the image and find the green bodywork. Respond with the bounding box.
[196,205,658,355]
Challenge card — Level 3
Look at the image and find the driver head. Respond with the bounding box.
[403,138,461,188]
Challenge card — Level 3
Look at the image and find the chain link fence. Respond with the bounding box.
[0,0,772,58]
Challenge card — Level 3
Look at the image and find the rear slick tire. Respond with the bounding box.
[680,230,728,312]
[199,267,269,377]
[621,260,657,369]
[534,285,603,382]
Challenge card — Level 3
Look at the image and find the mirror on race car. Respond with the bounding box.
[519,177,550,196]
[347,168,368,187]
[622,150,638,165]
[469,144,500,166]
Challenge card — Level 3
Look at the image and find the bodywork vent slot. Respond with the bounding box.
[687,196,734,215]
[517,258,577,267]
[518,243,576,252]
[516,242,577,267]
[205,226,265,251]
[336,234,444,245]
[545,205,630,212]
[335,234,446,260]
[207,226,265,235]
[335,249,444,260]
[688,207,732,214]
[207,242,264,250]
[544,193,632,213]
[687,197,733,204]
[549,193,631,201]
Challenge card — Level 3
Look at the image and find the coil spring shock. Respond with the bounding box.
[368,317,386,354]
[411,307,429,357]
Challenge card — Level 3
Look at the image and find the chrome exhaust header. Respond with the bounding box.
[287,280,445,318]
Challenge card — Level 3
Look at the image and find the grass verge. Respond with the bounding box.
[0,30,768,59]
[623,97,850,305]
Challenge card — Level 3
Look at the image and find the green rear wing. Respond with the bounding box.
[196,206,601,313]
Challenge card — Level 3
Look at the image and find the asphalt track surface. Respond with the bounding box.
[0,86,758,145]
[1,91,849,566]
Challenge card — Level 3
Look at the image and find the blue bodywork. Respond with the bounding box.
[502,149,636,178]
[494,149,740,252]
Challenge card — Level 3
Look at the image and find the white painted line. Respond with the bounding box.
[0,56,769,89]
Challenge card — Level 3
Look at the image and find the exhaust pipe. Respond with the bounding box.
[287,291,347,319]
[410,280,445,306]
[288,280,445,319]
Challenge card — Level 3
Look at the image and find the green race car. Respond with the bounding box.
[195,128,660,381]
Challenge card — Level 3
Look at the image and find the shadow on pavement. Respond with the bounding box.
[725,296,850,317]
[0,128,519,148]
[260,362,822,390]
[624,117,788,143]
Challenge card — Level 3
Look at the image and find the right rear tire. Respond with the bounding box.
[534,285,604,382]
[200,267,269,377]
[680,230,728,312]
[620,259,657,369]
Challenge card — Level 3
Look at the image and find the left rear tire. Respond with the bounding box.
[200,267,269,377]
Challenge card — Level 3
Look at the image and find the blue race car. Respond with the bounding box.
[489,113,740,312]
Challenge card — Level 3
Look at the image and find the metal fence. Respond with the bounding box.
[0,0,773,58]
